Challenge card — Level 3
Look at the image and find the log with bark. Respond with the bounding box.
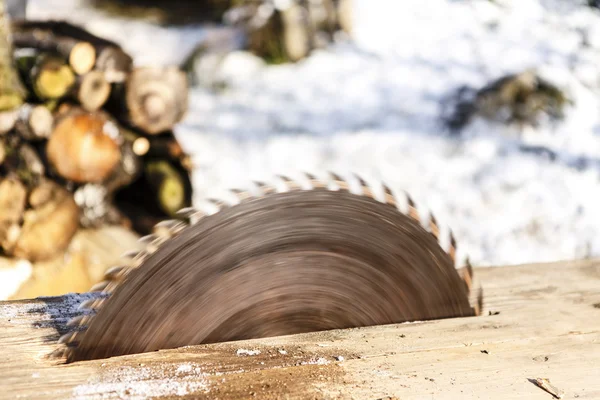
[0,0,26,110]
[0,134,45,186]
[107,66,188,134]
[114,156,193,235]
[11,27,96,75]
[46,107,122,184]
[0,177,79,262]
[69,69,111,111]
[13,179,80,262]
[12,19,133,83]
[74,134,144,229]
[15,50,76,100]
[13,103,53,140]
[224,2,313,64]
[0,107,17,133]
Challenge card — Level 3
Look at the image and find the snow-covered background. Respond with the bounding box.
[26,0,600,267]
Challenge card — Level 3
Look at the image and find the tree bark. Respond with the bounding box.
[11,29,96,75]
[0,0,26,111]
[13,20,133,82]
[15,50,76,100]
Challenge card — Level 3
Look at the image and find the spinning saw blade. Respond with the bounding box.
[58,173,483,362]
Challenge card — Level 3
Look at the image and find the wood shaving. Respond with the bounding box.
[530,378,564,399]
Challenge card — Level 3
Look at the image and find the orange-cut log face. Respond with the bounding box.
[47,112,121,184]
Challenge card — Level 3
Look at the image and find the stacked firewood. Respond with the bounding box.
[223,0,353,63]
[88,0,353,64]
[0,18,192,265]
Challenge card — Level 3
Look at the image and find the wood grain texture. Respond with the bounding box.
[1,259,599,399]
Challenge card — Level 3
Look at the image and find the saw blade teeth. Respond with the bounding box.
[175,207,198,219]
[276,175,293,188]
[353,174,375,198]
[405,193,420,223]
[274,175,295,193]
[157,226,184,238]
[206,197,230,209]
[252,180,276,196]
[78,297,106,311]
[328,171,350,191]
[195,199,222,216]
[255,180,277,196]
[130,251,150,268]
[103,265,128,281]
[138,234,159,247]
[175,207,205,225]
[475,286,484,316]
[188,212,206,226]
[120,249,142,260]
[90,281,110,292]
[229,188,253,202]
[457,266,472,294]
[302,172,326,189]
[155,218,183,228]
[459,257,474,292]
[58,331,80,345]
[353,173,368,189]
[219,191,241,205]
[381,184,397,206]
[153,219,186,236]
[448,230,457,266]
[429,213,440,241]
[49,347,69,360]
[66,314,92,328]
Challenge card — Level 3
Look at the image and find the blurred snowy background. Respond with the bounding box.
[23,0,600,267]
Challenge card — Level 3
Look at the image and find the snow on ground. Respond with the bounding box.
[27,0,600,266]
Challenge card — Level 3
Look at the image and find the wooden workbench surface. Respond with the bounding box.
[1,259,599,399]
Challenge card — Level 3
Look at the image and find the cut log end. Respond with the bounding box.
[69,41,96,75]
[96,46,133,83]
[34,58,76,99]
[132,136,150,156]
[159,173,186,216]
[47,109,122,183]
[28,105,54,139]
[0,109,19,134]
[0,94,24,112]
[124,66,188,134]
[144,94,167,120]
[146,160,188,216]
[75,70,111,111]
[15,104,54,141]
[12,180,81,262]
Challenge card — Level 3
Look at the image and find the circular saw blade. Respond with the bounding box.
[63,178,479,362]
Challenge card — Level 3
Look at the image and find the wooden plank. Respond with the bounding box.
[1,259,599,399]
